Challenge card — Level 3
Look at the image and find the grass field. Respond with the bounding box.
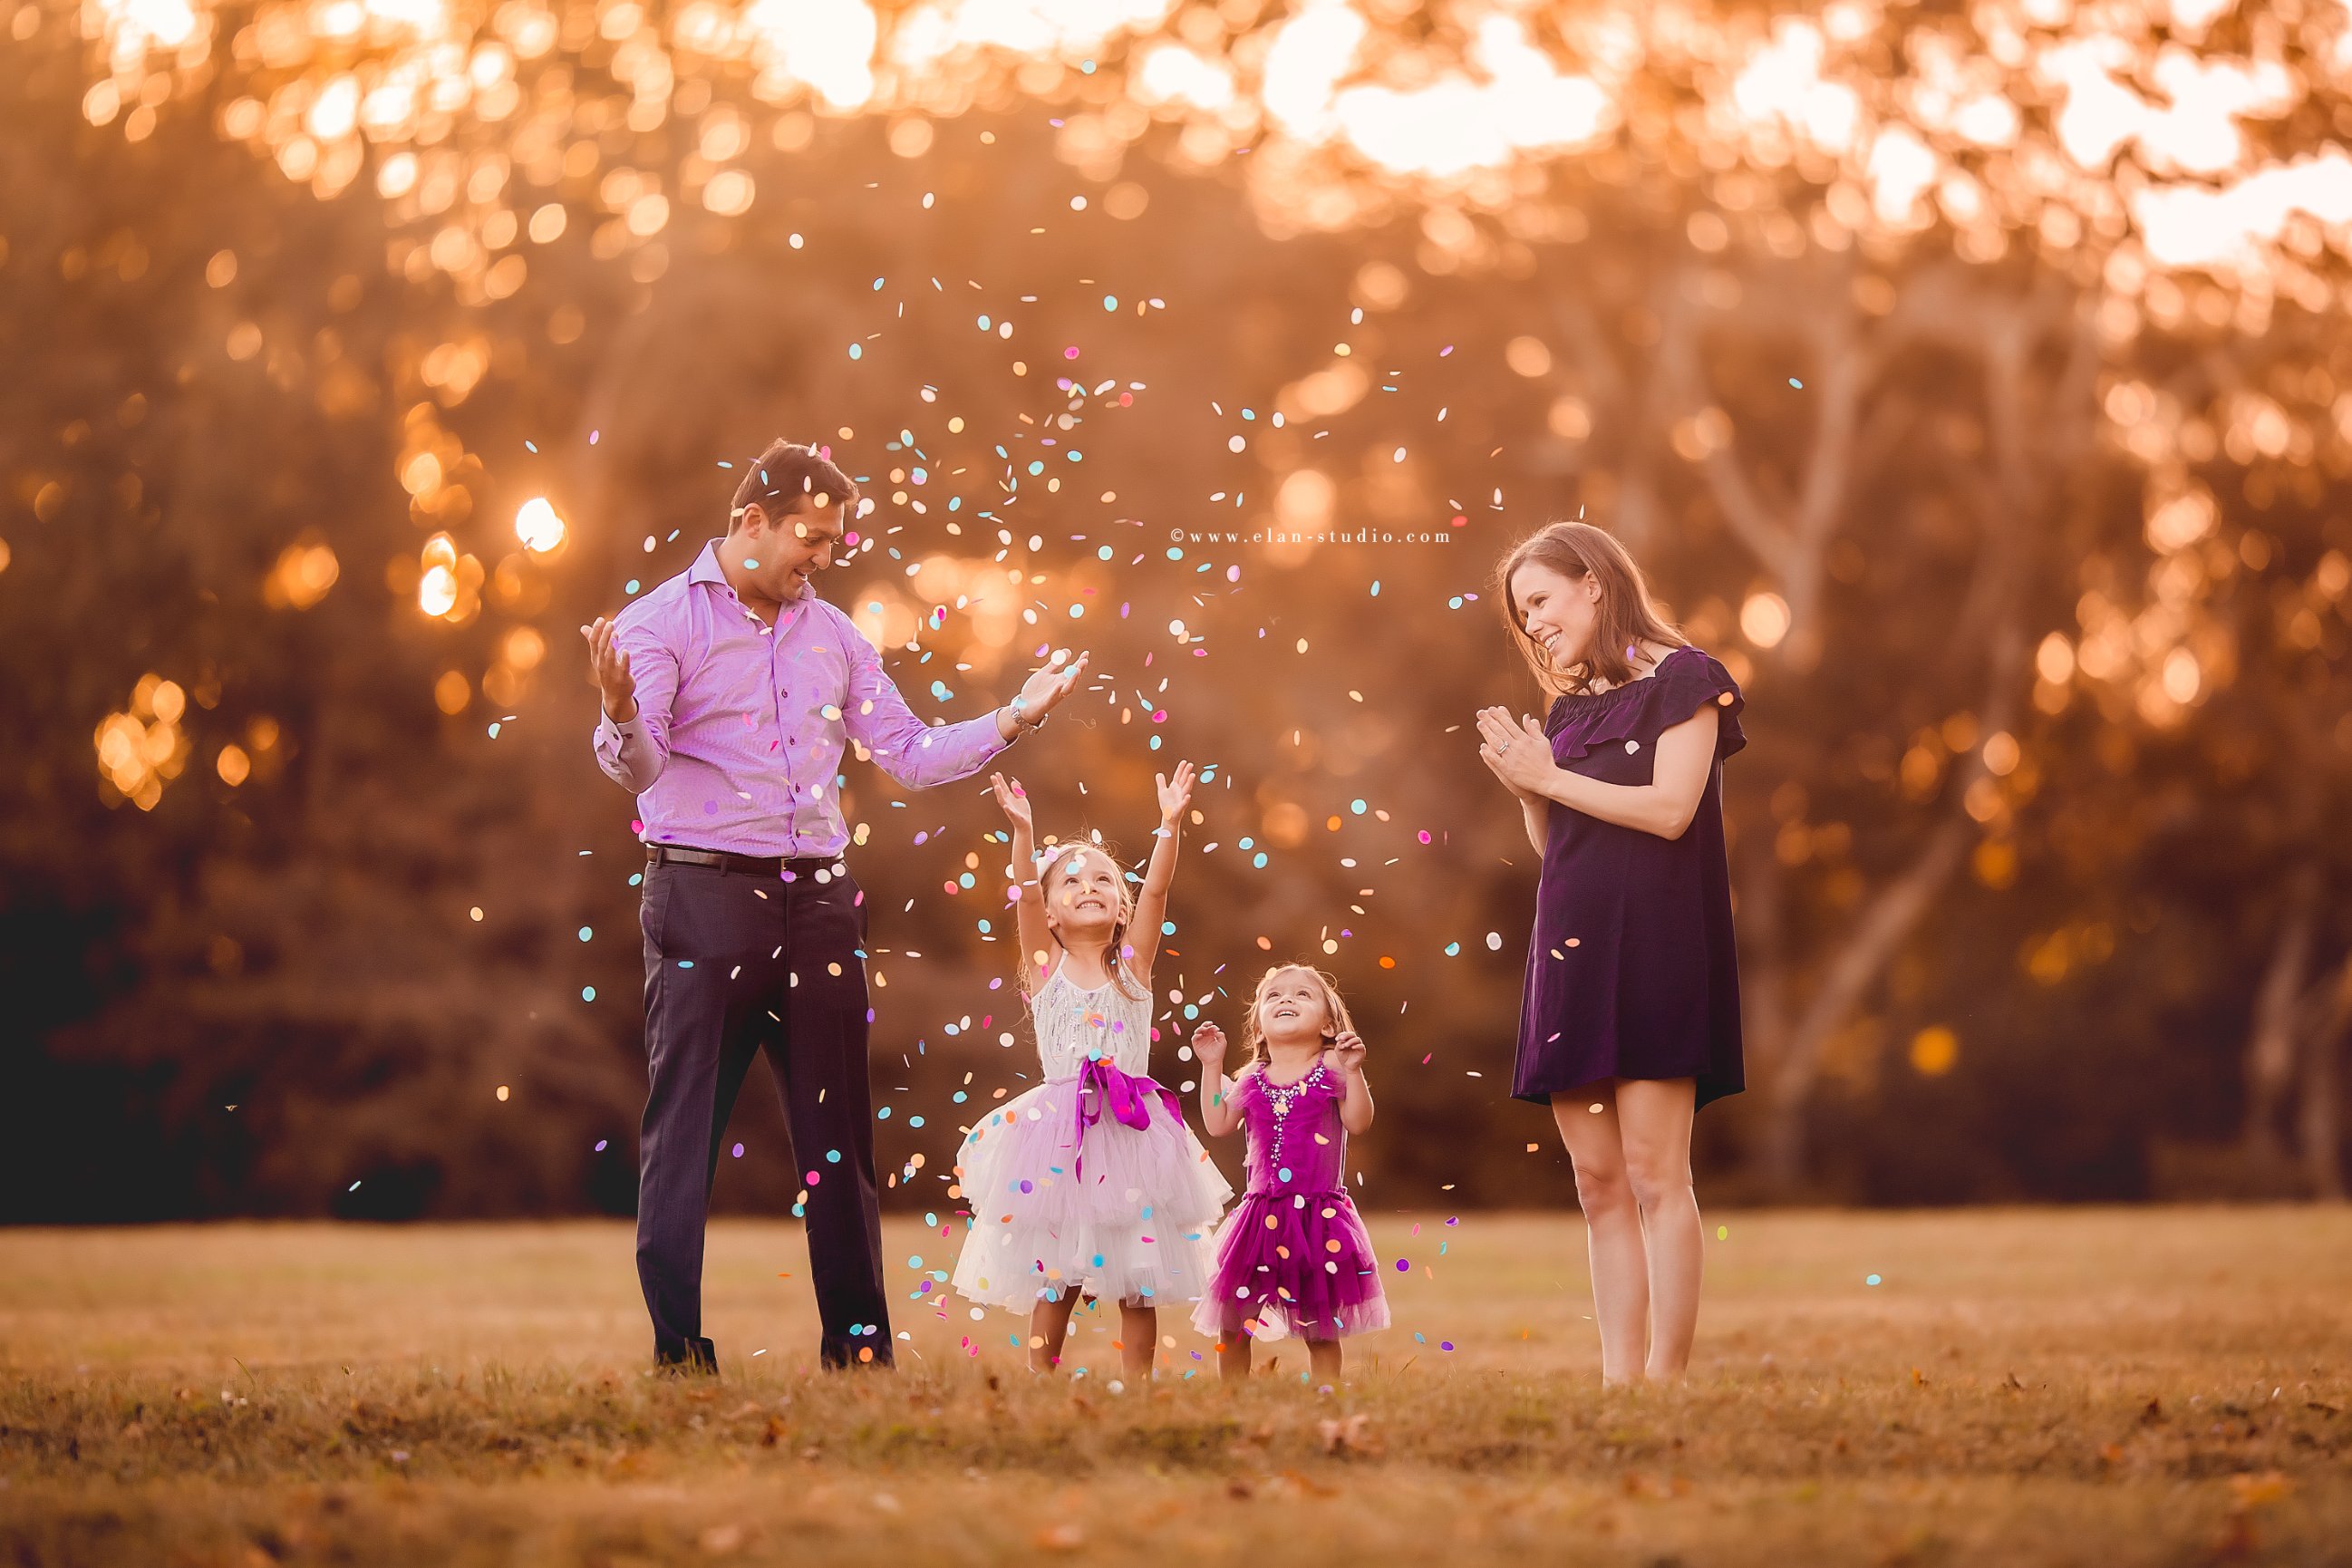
[4,1208,2348,1565]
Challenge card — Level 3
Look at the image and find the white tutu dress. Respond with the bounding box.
[951,955,1233,1310]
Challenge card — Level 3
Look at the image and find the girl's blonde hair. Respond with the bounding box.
[1024,840,1147,1002]
[1495,519,1686,697]
[1237,963,1354,1070]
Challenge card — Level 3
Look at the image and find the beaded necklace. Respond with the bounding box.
[1258,1056,1326,1176]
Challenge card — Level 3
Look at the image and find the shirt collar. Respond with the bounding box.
[691,538,818,624]
[778,576,816,634]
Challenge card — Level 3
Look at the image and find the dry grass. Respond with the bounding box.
[3,1208,2348,1565]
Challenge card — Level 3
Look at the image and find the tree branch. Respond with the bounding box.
[1755,279,2063,1190]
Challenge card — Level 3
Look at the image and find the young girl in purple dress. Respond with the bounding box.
[1189,963,1388,1383]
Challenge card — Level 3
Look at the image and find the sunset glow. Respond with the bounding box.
[63,0,2352,296]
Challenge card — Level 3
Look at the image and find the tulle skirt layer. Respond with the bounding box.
[1189,1188,1390,1341]
[951,1077,1234,1310]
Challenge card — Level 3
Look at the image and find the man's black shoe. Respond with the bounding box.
[654,1336,719,1376]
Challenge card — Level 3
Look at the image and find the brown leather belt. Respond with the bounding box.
[645,844,847,879]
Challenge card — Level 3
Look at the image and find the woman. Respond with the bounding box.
[1475,520,1747,1385]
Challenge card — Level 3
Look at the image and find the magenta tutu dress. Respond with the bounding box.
[1191,1056,1389,1342]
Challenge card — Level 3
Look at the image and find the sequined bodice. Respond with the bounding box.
[1235,1058,1349,1195]
[1031,960,1155,1079]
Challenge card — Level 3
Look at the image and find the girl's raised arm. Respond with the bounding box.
[1124,760,1195,986]
[1331,1031,1374,1134]
[991,772,1054,992]
[1191,1021,1243,1137]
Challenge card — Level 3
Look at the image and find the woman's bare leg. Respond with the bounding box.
[1615,1077,1702,1382]
[1118,1302,1157,1381]
[1027,1289,1082,1372]
[1551,1085,1648,1385]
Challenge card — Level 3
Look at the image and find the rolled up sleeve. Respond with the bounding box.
[841,632,1010,790]
[590,619,680,794]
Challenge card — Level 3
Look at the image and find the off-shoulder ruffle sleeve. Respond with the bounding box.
[1545,647,1747,762]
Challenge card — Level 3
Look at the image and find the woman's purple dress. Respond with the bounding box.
[1191,1057,1389,1341]
[1512,645,1747,1109]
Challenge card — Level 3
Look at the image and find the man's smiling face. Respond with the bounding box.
[739,494,843,604]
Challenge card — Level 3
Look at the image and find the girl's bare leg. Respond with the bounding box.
[1117,1302,1157,1381]
[1551,1085,1649,1385]
[1216,1331,1252,1380]
[1307,1338,1342,1384]
[1614,1077,1702,1382]
[1026,1289,1082,1373]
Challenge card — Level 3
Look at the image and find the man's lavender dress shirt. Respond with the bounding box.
[593,541,1012,857]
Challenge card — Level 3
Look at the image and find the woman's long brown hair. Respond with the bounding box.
[1495,520,1687,696]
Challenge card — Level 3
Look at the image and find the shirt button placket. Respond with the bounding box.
[771,628,795,856]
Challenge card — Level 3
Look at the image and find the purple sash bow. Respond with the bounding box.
[1071,1057,1184,1184]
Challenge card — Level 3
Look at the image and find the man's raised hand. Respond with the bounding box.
[581,616,637,722]
[1014,647,1091,721]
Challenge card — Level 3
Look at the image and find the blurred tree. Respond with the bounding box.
[7,0,2350,1218]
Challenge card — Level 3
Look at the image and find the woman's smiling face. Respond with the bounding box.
[1510,560,1601,670]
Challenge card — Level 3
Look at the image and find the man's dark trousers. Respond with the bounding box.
[634,856,892,1369]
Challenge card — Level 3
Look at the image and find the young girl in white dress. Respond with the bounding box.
[949,761,1232,1381]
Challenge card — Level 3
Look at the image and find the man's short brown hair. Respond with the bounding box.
[729,439,859,532]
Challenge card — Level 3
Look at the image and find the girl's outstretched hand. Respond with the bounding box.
[1156,760,1196,826]
[1191,1021,1228,1074]
[1331,1030,1368,1075]
[988,770,1032,830]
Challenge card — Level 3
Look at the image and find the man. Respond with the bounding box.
[581,438,1087,1372]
